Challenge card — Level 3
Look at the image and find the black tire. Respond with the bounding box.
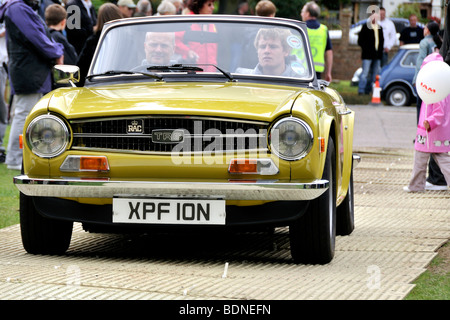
[20,193,73,255]
[336,166,354,236]
[385,85,411,107]
[289,138,336,264]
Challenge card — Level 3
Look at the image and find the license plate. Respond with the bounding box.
[113,198,226,225]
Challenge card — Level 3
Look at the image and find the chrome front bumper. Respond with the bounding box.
[14,155,361,201]
[14,176,329,201]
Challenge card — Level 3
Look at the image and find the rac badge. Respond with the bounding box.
[127,119,144,134]
[152,129,184,144]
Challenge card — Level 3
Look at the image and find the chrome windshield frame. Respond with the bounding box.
[88,15,316,86]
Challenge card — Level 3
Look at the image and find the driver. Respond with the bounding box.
[143,32,176,65]
[252,28,300,77]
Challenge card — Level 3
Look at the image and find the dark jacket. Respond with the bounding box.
[440,1,450,65]
[65,0,97,55]
[0,0,64,94]
[358,23,384,60]
[49,28,78,65]
[76,32,100,86]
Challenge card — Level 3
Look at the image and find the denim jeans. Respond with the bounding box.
[358,59,381,94]
[0,66,8,148]
[5,93,42,167]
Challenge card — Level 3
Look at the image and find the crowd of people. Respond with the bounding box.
[0,0,219,170]
[0,0,448,193]
[352,5,449,192]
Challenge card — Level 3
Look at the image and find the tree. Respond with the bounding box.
[249,0,307,19]
[391,3,428,24]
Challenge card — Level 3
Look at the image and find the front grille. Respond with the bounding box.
[71,116,269,154]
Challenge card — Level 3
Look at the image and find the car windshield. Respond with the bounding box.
[90,18,313,82]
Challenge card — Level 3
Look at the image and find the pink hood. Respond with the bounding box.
[415,53,450,153]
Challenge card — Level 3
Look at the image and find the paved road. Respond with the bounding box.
[0,105,448,302]
[351,104,417,151]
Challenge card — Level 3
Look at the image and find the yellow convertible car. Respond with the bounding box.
[14,15,359,264]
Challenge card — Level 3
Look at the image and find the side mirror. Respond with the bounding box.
[53,65,80,87]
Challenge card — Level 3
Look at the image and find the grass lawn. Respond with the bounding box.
[329,80,372,105]
[406,242,450,300]
[0,163,19,228]
[0,125,19,229]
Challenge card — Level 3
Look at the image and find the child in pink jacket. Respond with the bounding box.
[404,52,450,192]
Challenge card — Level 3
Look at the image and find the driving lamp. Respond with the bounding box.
[269,117,313,161]
[26,115,70,158]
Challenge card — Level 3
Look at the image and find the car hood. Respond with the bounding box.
[48,82,305,122]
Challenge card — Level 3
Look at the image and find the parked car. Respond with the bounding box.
[350,44,419,106]
[379,43,419,106]
[14,15,359,264]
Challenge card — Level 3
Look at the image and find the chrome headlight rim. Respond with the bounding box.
[269,117,314,161]
[26,114,70,159]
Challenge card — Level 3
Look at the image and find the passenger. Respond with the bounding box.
[143,32,176,65]
[251,28,299,77]
[77,3,122,86]
[45,4,78,65]
[233,1,277,71]
[175,0,217,72]
[404,53,450,192]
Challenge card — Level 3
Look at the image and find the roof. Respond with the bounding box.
[399,43,420,50]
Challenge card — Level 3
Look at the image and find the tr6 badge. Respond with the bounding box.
[152,129,185,143]
[127,119,144,134]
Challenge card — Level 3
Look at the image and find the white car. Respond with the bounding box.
[330,18,422,46]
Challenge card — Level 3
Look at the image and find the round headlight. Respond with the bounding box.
[26,115,70,158]
[269,117,313,161]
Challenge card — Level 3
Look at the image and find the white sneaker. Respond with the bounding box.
[425,181,448,191]
[6,164,21,171]
[403,186,425,193]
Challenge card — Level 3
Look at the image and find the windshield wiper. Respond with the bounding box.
[146,64,204,73]
[146,64,235,82]
[209,64,235,82]
[86,70,163,81]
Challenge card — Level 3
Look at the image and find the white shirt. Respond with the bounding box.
[379,18,396,50]
[82,0,93,18]
[0,1,7,64]
[0,25,7,64]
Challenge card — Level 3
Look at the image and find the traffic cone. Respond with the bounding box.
[371,75,382,105]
